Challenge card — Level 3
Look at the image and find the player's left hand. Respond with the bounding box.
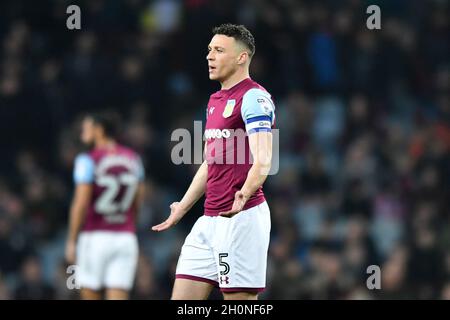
[219,190,250,218]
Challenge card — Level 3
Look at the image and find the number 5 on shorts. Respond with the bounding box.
[219,253,230,275]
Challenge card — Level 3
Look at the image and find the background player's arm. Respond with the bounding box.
[132,182,145,222]
[219,132,272,217]
[65,154,94,264]
[132,156,146,222]
[152,144,208,232]
[65,183,92,264]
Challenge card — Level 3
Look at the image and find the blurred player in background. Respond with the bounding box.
[153,24,275,300]
[65,112,145,300]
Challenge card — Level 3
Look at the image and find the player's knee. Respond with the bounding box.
[171,289,203,300]
[223,292,258,300]
[172,279,213,300]
[170,288,184,300]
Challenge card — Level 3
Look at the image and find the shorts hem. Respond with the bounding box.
[176,274,219,287]
[220,287,265,293]
[79,283,133,291]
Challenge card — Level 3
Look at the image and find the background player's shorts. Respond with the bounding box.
[175,201,271,293]
[76,231,138,290]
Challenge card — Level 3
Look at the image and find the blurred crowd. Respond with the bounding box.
[0,0,449,299]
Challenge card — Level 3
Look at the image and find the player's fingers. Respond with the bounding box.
[154,226,168,232]
[152,220,167,227]
[152,225,166,232]
[219,210,236,217]
[232,202,243,211]
[151,221,169,231]
[152,224,167,231]
[154,218,176,231]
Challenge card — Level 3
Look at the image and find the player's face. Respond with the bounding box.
[80,117,95,145]
[206,35,243,81]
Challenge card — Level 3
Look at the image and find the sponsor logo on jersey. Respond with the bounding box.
[259,121,271,128]
[204,129,231,140]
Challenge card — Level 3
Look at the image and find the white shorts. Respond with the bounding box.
[76,231,138,291]
[175,201,271,293]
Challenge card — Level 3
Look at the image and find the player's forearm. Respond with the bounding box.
[67,202,87,243]
[241,162,270,198]
[179,160,208,212]
[241,132,272,198]
[133,182,145,221]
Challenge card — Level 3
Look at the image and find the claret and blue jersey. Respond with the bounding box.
[203,77,276,216]
[73,144,145,233]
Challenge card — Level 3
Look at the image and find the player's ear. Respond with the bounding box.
[237,51,248,65]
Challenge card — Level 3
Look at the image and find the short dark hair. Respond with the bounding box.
[212,23,255,58]
[88,111,121,139]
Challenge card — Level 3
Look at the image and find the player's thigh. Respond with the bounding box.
[175,216,219,285]
[214,202,271,291]
[172,278,214,300]
[104,233,139,291]
[76,232,107,291]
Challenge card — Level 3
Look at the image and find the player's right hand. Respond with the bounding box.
[151,202,186,232]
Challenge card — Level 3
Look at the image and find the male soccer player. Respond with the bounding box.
[153,24,275,300]
[65,112,145,300]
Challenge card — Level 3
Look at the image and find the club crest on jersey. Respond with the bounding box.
[222,99,236,118]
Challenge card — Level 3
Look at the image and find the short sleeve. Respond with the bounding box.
[73,154,95,184]
[241,88,276,134]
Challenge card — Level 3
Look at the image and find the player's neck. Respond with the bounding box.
[220,70,250,90]
[95,137,116,149]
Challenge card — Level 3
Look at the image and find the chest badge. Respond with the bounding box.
[222,99,236,118]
